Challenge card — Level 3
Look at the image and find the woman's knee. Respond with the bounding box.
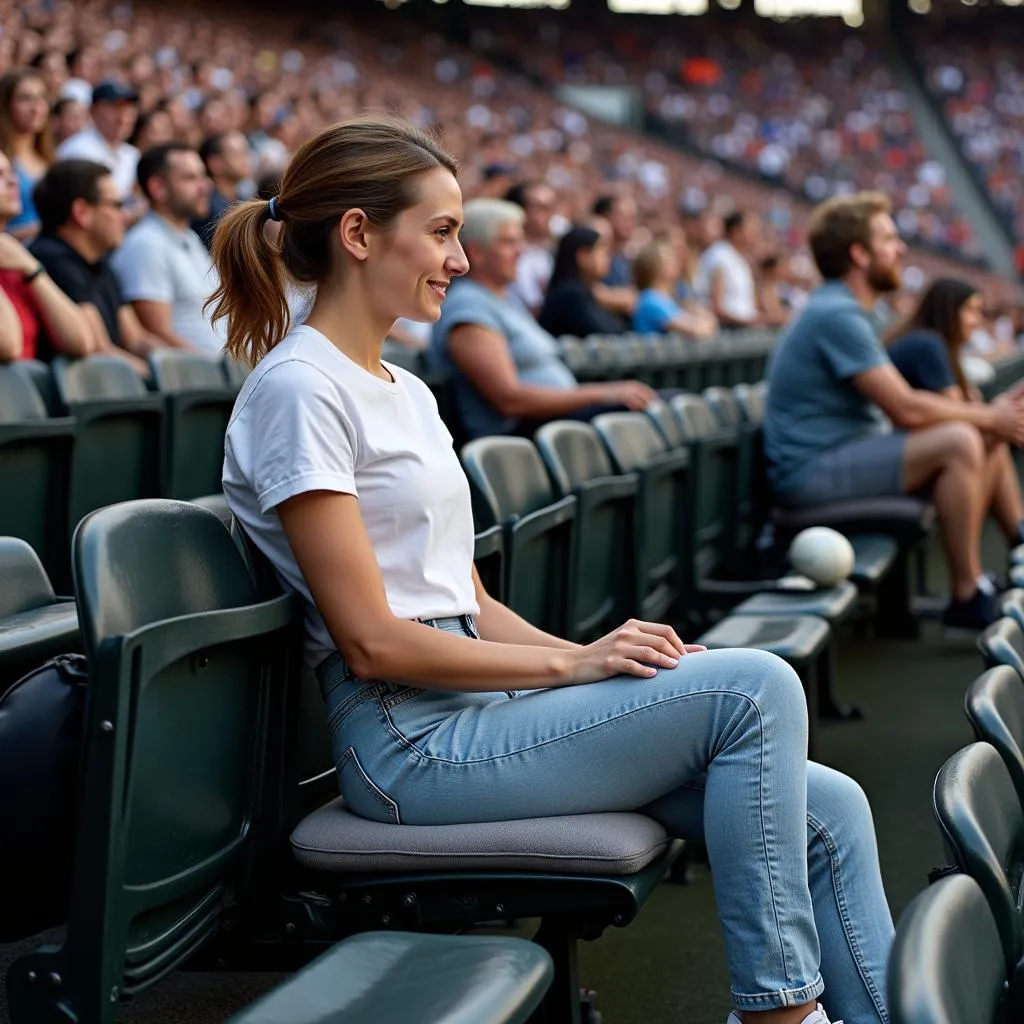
[807,763,875,836]
[942,421,986,471]
[712,647,808,724]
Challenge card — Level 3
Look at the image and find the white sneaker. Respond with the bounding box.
[726,1006,842,1024]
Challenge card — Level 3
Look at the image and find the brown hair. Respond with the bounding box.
[884,276,977,399]
[633,239,668,291]
[207,115,458,365]
[0,69,55,164]
[807,191,891,280]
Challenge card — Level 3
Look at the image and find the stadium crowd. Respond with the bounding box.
[0,0,1021,384]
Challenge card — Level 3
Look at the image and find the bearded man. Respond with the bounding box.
[764,192,1024,632]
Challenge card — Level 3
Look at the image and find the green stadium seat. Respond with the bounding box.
[889,874,1008,1024]
[932,742,1024,1014]
[591,411,690,620]
[733,380,767,424]
[190,492,233,528]
[52,355,165,543]
[473,524,505,603]
[148,350,237,500]
[11,358,61,414]
[219,525,684,1024]
[6,500,297,1024]
[0,536,79,690]
[977,617,1024,678]
[461,436,576,636]
[0,364,76,586]
[535,420,639,640]
[966,666,1024,808]
[222,932,553,1024]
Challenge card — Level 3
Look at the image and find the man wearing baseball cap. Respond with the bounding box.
[56,80,140,201]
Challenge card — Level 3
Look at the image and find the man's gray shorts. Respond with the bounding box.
[780,432,908,507]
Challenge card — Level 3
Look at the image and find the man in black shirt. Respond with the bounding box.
[30,159,161,373]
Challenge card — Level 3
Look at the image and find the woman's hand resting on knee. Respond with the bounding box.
[569,619,707,684]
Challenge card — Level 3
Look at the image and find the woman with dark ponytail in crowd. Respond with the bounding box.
[887,276,1024,548]
[211,114,892,1024]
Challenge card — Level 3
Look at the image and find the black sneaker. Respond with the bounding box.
[942,588,999,636]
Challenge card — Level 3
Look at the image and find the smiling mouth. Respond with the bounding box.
[427,280,448,299]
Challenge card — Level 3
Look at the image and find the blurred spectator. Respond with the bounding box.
[128,107,175,154]
[537,224,623,338]
[193,130,254,249]
[111,142,221,354]
[0,151,90,361]
[30,159,160,375]
[632,238,716,339]
[700,211,759,329]
[886,274,1024,548]
[57,80,140,202]
[51,96,88,147]
[757,254,791,329]
[431,198,655,439]
[593,192,637,287]
[0,68,55,241]
[504,179,556,314]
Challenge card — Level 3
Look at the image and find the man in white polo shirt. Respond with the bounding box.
[700,210,761,329]
[56,80,140,202]
[111,142,224,353]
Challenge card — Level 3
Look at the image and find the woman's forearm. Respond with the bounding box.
[475,593,581,650]
[31,275,92,355]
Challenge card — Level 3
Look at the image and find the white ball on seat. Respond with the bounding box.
[787,527,855,588]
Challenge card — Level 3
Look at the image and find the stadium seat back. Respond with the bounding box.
[593,412,688,621]
[889,873,1009,1024]
[646,401,684,449]
[461,437,574,636]
[474,525,505,603]
[966,667,1024,809]
[53,355,148,405]
[8,499,296,1023]
[148,351,236,500]
[932,742,1024,975]
[702,386,743,428]
[0,365,76,585]
[978,617,1024,679]
[536,421,637,640]
[734,381,768,424]
[671,393,720,440]
[10,359,61,415]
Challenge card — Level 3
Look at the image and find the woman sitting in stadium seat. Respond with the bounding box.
[537,222,626,338]
[887,275,1024,549]
[213,115,892,1024]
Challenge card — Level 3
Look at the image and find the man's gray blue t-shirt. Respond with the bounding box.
[764,281,891,497]
[431,278,576,438]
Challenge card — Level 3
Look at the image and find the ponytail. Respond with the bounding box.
[206,198,290,366]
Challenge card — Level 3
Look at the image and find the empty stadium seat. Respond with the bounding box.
[932,742,1024,1010]
[149,350,237,500]
[0,536,79,689]
[999,589,1024,633]
[966,666,1024,808]
[889,874,1008,1024]
[52,355,165,543]
[535,420,639,641]
[0,364,76,586]
[977,617,1024,678]
[461,436,576,636]
[222,932,553,1024]
[6,500,297,1024]
[473,525,505,603]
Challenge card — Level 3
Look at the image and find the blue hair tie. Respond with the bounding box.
[267,196,281,222]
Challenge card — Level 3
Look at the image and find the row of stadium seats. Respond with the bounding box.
[889,608,1024,1022]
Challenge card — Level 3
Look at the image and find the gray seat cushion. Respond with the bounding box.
[850,534,899,586]
[291,799,670,875]
[771,496,934,546]
[697,614,831,665]
[224,931,553,1024]
[732,580,858,624]
[1010,544,1024,567]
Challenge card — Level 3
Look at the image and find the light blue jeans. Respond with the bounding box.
[318,615,893,1022]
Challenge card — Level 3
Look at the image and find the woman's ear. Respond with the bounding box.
[338,208,370,262]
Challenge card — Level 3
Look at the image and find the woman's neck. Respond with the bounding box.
[304,283,392,381]
[10,134,38,161]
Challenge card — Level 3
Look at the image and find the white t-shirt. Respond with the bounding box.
[57,128,140,200]
[700,240,757,323]
[222,324,479,667]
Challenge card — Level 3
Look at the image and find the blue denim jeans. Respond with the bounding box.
[318,616,893,1022]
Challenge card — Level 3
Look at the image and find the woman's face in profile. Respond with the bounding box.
[580,235,611,283]
[958,293,984,342]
